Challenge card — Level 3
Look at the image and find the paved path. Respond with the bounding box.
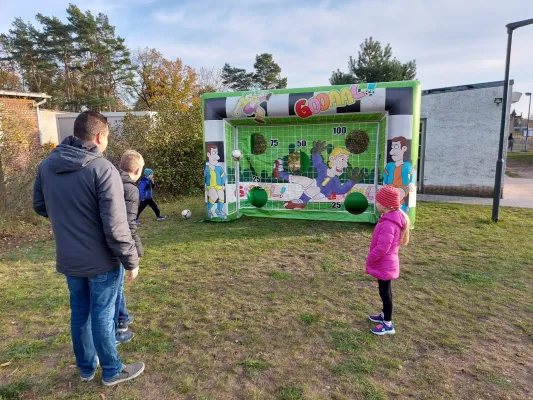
[418,177,533,208]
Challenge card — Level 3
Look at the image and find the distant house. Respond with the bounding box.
[0,90,51,170]
[419,81,517,198]
[510,111,532,135]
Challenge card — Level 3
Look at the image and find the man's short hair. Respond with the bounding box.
[120,150,145,173]
[73,111,109,141]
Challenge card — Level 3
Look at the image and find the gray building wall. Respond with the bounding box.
[420,81,512,197]
[56,111,156,143]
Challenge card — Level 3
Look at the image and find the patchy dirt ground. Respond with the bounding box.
[0,224,52,256]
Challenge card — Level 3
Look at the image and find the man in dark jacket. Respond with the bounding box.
[33,111,144,386]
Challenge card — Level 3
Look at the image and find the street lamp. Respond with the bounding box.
[492,18,533,222]
[525,92,532,152]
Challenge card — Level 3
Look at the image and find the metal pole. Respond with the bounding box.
[526,95,531,152]
[492,29,513,222]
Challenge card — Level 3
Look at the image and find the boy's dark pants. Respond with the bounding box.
[137,199,160,218]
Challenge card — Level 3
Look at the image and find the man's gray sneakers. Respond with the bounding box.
[102,362,145,386]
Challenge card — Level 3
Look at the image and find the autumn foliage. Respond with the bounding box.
[133,48,198,111]
[105,100,204,196]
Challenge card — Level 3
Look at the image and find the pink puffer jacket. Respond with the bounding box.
[366,210,406,281]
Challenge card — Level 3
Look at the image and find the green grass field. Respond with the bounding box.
[507,152,533,165]
[1,200,532,399]
[506,152,533,178]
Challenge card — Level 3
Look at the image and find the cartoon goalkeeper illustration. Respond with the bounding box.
[273,141,366,209]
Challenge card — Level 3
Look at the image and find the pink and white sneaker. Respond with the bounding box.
[371,322,395,336]
[368,313,384,323]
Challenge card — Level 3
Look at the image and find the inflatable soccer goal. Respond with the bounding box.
[202,81,421,224]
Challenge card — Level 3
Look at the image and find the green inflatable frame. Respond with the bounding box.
[202,81,421,225]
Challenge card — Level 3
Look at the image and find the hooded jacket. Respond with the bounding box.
[366,210,406,281]
[138,176,155,201]
[33,136,139,277]
[120,170,144,257]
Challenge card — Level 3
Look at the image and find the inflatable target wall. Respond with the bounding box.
[202,81,421,224]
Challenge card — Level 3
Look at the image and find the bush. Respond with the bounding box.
[0,145,53,231]
[106,101,204,196]
[0,108,54,229]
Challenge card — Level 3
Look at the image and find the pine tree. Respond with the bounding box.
[253,53,287,90]
[67,5,134,111]
[221,63,254,91]
[222,54,287,91]
[330,37,416,85]
[1,7,135,111]
[0,42,21,90]
[0,18,55,93]
[36,14,77,107]
[329,69,356,85]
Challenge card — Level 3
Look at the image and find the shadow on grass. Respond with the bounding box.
[141,211,376,247]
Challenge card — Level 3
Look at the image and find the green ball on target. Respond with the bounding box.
[299,151,310,173]
[247,186,268,208]
[344,192,369,215]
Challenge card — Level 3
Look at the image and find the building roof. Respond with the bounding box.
[422,80,515,96]
[0,90,51,99]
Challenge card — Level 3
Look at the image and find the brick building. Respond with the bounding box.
[0,91,51,170]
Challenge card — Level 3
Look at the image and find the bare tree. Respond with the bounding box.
[197,66,226,94]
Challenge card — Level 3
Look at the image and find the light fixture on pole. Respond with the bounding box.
[525,92,531,152]
[492,18,533,222]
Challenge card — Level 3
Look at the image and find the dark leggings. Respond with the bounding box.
[137,199,160,218]
[378,280,393,321]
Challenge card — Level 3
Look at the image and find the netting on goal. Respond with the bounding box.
[224,114,386,221]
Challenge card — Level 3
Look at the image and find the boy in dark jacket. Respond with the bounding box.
[136,168,166,222]
[116,150,145,343]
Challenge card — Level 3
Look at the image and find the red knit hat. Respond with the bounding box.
[376,185,401,209]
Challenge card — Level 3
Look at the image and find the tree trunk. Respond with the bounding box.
[0,157,7,214]
[64,53,72,102]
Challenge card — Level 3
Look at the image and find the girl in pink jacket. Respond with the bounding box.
[366,185,410,335]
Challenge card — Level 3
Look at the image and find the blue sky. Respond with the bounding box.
[1,0,532,116]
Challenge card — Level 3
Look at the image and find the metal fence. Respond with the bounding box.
[508,134,533,153]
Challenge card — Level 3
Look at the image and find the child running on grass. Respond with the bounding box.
[366,185,410,335]
[116,150,145,344]
[136,168,166,222]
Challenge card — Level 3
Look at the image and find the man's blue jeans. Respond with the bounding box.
[66,266,124,381]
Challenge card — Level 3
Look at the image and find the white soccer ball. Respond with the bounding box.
[232,149,243,161]
[181,209,192,219]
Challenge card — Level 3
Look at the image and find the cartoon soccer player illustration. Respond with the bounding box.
[231,92,273,123]
[383,136,416,212]
[273,141,366,209]
[205,143,227,220]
